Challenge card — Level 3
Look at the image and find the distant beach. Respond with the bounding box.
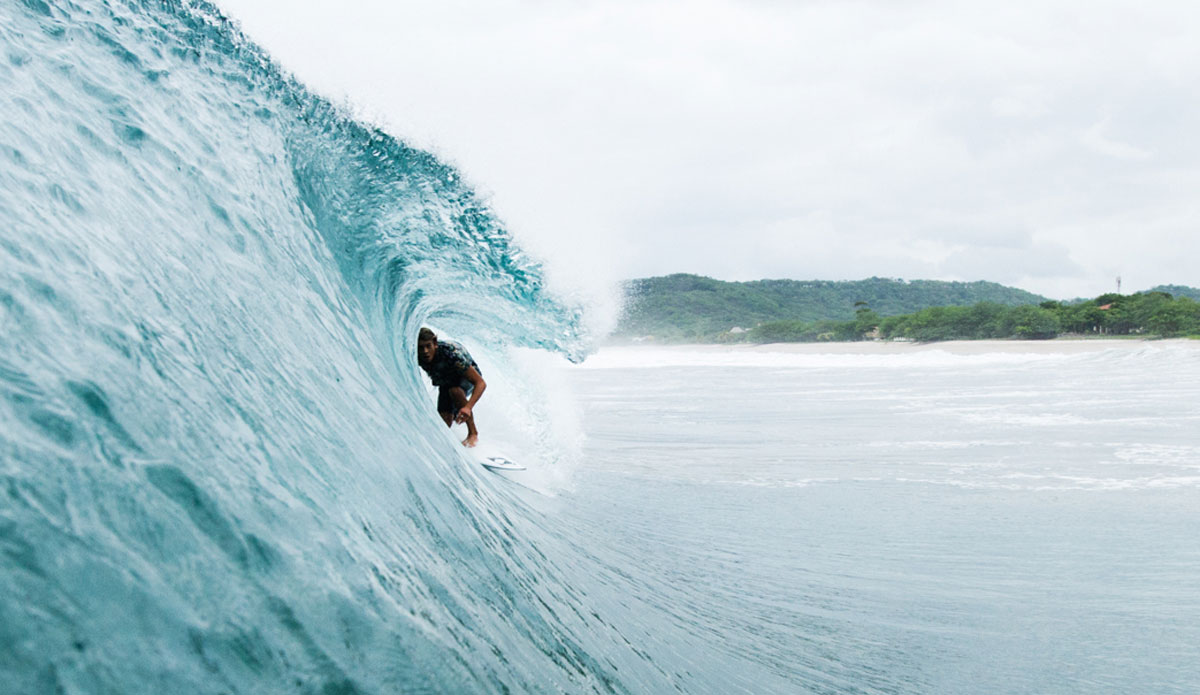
[615,338,1200,356]
[743,337,1200,355]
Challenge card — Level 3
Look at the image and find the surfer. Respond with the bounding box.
[416,327,487,448]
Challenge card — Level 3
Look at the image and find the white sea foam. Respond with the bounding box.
[579,341,1200,371]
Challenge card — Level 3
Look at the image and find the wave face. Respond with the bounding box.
[0,2,662,692]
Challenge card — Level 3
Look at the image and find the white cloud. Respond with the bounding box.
[1080,118,1153,161]
[218,0,1200,299]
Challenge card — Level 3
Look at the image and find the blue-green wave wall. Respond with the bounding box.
[0,1,665,692]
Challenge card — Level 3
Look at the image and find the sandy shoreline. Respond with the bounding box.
[617,338,1200,355]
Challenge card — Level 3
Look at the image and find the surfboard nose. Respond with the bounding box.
[481,456,526,471]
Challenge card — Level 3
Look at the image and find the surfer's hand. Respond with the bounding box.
[455,405,473,423]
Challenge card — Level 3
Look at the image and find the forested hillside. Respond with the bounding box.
[617,274,1048,341]
[1148,285,1200,301]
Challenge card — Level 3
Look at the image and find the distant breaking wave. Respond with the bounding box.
[0,1,678,692]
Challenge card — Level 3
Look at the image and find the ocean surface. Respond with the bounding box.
[3,0,1199,693]
[562,344,1200,693]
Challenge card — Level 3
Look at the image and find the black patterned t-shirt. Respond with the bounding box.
[421,340,479,388]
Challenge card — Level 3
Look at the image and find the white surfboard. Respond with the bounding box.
[480,455,525,472]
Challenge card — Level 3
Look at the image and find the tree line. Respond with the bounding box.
[731,292,1200,343]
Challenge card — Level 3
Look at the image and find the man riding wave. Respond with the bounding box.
[416,327,487,447]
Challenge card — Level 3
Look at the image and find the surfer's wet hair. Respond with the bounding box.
[418,327,437,344]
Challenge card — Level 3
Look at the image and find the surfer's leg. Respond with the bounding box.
[436,388,454,426]
[447,385,479,447]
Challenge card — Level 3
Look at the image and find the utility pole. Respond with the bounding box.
[1116,275,1122,294]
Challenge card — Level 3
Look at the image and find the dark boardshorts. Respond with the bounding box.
[437,377,475,416]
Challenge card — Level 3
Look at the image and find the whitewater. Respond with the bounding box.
[4,1,1200,694]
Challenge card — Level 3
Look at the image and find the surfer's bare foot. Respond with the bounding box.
[462,434,479,448]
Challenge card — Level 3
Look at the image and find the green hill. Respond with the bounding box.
[1147,285,1200,301]
[618,274,1049,342]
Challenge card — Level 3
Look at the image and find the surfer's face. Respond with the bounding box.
[417,339,437,365]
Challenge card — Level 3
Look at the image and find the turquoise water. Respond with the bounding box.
[0,1,652,692]
[4,0,1200,693]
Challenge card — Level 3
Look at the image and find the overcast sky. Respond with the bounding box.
[217,0,1200,300]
